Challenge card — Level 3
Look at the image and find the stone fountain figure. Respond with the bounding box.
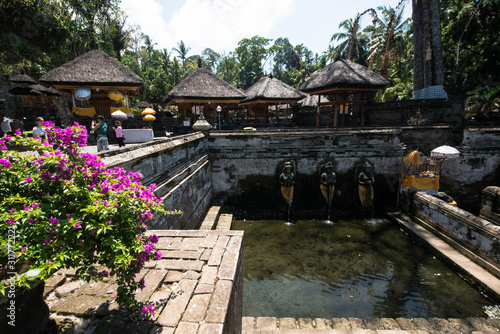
[320,162,336,221]
[279,162,295,207]
[358,162,375,210]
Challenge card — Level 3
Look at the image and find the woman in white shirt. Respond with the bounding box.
[32,117,46,139]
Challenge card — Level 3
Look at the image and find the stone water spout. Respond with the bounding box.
[358,162,375,214]
[279,162,295,221]
[320,162,336,221]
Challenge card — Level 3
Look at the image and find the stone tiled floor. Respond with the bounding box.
[44,230,243,334]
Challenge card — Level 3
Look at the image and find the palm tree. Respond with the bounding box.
[367,5,410,76]
[173,40,191,66]
[329,9,376,61]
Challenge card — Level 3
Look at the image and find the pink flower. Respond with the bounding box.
[20,247,27,252]
[0,158,11,168]
[14,129,21,135]
[23,176,33,183]
[73,222,82,229]
[141,304,156,316]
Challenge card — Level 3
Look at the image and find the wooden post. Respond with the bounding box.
[316,95,320,127]
[341,94,347,126]
[361,92,366,125]
[333,105,338,128]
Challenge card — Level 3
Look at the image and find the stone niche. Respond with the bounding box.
[480,186,500,225]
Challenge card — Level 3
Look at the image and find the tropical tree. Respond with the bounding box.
[441,0,500,87]
[367,5,410,76]
[235,35,272,89]
[217,52,240,87]
[269,37,299,79]
[201,48,221,73]
[329,9,377,62]
[173,40,191,66]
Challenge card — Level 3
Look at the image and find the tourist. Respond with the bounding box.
[91,115,109,152]
[32,117,47,139]
[0,115,11,137]
[113,120,125,148]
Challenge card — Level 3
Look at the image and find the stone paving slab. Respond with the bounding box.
[45,230,243,334]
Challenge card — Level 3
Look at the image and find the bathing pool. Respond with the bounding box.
[233,217,495,319]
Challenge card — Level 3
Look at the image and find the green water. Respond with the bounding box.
[233,218,495,319]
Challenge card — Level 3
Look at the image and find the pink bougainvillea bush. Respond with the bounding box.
[0,122,176,316]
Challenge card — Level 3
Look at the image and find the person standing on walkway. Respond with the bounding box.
[32,117,47,139]
[113,120,125,148]
[91,115,109,152]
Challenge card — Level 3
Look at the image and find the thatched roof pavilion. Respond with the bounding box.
[300,59,389,126]
[164,66,246,126]
[40,49,144,118]
[239,75,306,123]
[298,94,329,107]
[10,74,38,87]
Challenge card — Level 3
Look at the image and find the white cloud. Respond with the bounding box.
[120,0,168,46]
[121,0,296,55]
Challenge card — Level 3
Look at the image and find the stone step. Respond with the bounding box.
[199,205,221,230]
[242,316,500,333]
[215,213,233,230]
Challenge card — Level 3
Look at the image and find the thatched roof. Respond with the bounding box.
[137,101,152,108]
[28,84,61,96]
[300,59,389,94]
[10,74,38,85]
[298,94,330,107]
[40,49,144,89]
[240,75,306,105]
[165,67,246,103]
[8,87,42,96]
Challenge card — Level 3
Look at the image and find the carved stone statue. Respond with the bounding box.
[358,162,375,208]
[279,162,295,206]
[320,162,336,207]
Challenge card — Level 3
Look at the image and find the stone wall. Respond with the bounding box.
[100,125,500,225]
[208,128,404,215]
[365,99,452,126]
[402,188,500,274]
[102,133,212,229]
[438,127,500,213]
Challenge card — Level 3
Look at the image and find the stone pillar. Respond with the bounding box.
[480,186,500,225]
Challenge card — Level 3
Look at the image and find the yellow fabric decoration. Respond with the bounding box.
[401,175,440,190]
[359,184,374,208]
[110,107,132,114]
[281,186,294,206]
[72,107,96,117]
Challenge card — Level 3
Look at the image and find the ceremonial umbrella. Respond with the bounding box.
[431,145,460,159]
[141,108,156,115]
[403,150,422,168]
[110,110,128,120]
[108,90,124,101]
[74,87,91,101]
[143,114,156,121]
[143,114,156,128]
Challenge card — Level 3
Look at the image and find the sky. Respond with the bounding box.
[120,0,411,58]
